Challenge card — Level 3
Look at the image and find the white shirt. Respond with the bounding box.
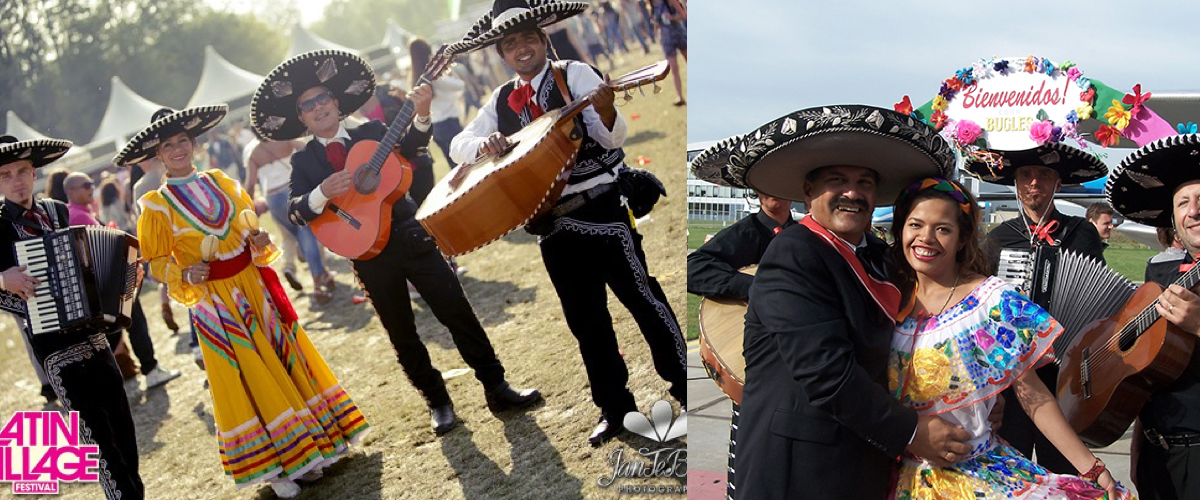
[431,76,465,124]
[307,120,430,213]
[449,59,627,195]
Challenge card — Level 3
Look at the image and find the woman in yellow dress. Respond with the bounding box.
[115,106,368,498]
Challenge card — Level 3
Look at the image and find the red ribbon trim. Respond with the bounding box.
[799,217,901,321]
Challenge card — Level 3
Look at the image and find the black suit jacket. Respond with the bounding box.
[687,211,793,300]
[734,224,918,500]
[287,120,432,227]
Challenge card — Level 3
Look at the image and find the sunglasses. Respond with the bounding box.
[71,182,94,190]
[298,91,334,114]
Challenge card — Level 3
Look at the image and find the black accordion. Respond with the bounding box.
[0,227,142,336]
[996,246,1138,362]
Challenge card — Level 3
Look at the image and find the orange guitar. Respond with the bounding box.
[1057,266,1200,447]
[309,47,455,260]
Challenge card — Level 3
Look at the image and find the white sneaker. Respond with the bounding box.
[144,367,181,388]
[269,478,301,498]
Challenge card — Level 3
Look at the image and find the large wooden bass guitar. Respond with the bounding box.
[697,266,757,405]
[309,47,455,259]
[416,61,670,256]
[1057,265,1199,447]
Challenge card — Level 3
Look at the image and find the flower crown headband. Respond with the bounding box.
[898,177,972,218]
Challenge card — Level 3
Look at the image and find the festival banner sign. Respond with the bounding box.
[944,64,1086,151]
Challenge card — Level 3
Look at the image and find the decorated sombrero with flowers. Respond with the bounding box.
[112,105,227,166]
[690,105,956,205]
[0,135,72,169]
[1107,133,1200,227]
[445,0,589,56]
[895,56,1184,186]
[251,50,375,141]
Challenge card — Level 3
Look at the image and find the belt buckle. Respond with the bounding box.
[1146,428,1170,450]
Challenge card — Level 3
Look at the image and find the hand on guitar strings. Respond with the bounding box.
[0,266,38,300]
[320,170,355,199]
[248,231,273,249]
[407,84,433,118]
[479,132,514,157]
[1155,284,1200,335]
[184,263,211,286]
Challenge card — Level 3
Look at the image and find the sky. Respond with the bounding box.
[688,0,1200,144]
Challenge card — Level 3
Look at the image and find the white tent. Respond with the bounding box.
[4,111,48,139]
[382,20,415,52]
[90,76,167,146]
[287,25,359,58]
[186,46,265,108]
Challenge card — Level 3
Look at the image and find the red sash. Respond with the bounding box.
[799,217,901,321]
[206,247,299,325]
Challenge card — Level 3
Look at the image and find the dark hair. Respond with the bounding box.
[1157,227,1177,249]
[1086,202,1115,222]
[409,38,433,88]
[99,178,120,206]
[45,168,69,202]
[889,178,991,294]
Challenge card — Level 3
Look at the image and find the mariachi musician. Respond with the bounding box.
[686,187,794,499]
[0,136,144,499]
[966,141,1107,473]
[1108,134,1200,499]
[448,0,687,445]
[250,50,541,436]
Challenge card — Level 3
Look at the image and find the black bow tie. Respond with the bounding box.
[855,244,892,282]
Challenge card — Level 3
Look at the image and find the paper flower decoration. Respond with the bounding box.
[1076,104,1093,120]
[1105,100,1131,130]
[894,95,914,115]
[1024,56,1037,73]
[1030,121,1054,144]
[932,95,949,112]
[1066,110,1080,124]
[956,67,975,85]
[993,60,1009,73]
[1080,88,1095,104]
[1122,83,1151,115]
[1095,125,1122,147]
[1067,67,1082,82]
[956,120,982,144]
[1178,122,1198,135]
[931,110,949,130]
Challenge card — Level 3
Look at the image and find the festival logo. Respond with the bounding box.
[0,412,99,495]
[596,401,686,495]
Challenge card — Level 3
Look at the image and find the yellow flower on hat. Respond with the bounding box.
[932,95,949,112]
[907,347,952,403]
[1105,99,1131,130]
[1076,103,1093,121]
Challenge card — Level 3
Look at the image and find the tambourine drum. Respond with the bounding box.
[697,265,756,404]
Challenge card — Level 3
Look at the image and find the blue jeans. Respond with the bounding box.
[432,118,464,169]
[266,188,325,278]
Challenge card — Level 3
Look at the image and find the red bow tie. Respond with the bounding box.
[507,83,544,119]
[1028,220,1060,244]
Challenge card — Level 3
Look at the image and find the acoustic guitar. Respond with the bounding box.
[697,266,757,405]
[415,61,671,257]
[1056,264,1199,447]
[309,46,456,260]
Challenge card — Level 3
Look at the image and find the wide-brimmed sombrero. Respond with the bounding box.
[446,0,589,56]
[112,105,227,166]
[962,142,1106,186]
[690,105,956,204]
[251,50,375,141]
[1107,133,1200,227]
[0,135,72,169]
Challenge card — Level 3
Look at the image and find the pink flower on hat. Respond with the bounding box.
[956,120,982,144]
[1030,121,1054,144]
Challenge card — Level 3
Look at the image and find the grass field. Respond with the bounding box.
[4,51,687,500]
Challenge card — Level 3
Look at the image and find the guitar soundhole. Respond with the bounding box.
[354,167,380,195]
[1118,329,1137,351]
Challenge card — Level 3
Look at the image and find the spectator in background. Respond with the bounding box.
[649,0,687,105]
[598,1,629,54]
[98,176,134,233]
[411,38,466,173]
[1086,201,1117,244]
[578,13,613,71]
[44,167,69,202]
[206,131,243,182]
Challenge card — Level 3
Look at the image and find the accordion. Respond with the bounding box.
[0,227,142,336]
[997,246,1138,362]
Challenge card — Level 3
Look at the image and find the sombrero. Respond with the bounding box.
[962,142,1106,186]
[0,135,72,169]
[1107,133,1200,227]
[251,50,375,141]
[689,105,956,205]
[112,105,227,166]
[445,0,589,56]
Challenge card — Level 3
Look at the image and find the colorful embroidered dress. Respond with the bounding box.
[137,169,368,488]
[889,276,1133,500]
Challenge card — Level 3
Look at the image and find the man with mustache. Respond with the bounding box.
[690,106,973,499]
[970,144,1108,474]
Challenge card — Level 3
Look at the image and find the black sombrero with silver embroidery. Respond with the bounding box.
[251,50,375,141]
[962,142,1106,186]
[690,105,956,204]
[445,0,589,56]
[0,136,72,169]
[1106,133,1200,227]
[112,105,227,166]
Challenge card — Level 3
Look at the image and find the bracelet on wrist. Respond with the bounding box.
[1080,457,1106,482]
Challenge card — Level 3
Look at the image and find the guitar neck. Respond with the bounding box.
[555,61,671,123]
[370,100,418,170]
[1125,261,1200,337]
